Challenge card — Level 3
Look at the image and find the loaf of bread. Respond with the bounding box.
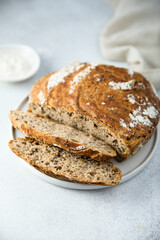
[8,137,122,186]
[29,62,160,160]
[9,110,116,161]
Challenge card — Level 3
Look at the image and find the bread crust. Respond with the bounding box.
[10,110,116,162]
[8,138,122,186]
[29,63,160,160]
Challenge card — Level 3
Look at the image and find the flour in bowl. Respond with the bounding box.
[0,52,31,79]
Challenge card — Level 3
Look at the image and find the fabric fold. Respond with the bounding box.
[100,0,160,88]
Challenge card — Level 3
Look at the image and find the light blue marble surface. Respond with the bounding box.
[0,0,160,239]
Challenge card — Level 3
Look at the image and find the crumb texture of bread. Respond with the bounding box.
[9,110,116,161]
[29,62,160,160]
[8,138,122,186]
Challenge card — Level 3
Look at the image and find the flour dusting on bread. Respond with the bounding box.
[129,106,151,127]
[47,62,84,92]
[94,74,101,82]
[109,80,135,90]
[120,119,127,128]
[69,64,97,94]
[127,94,136,104]
[75,145,87,150]
[143,106,159,119]
[101,102,106,105]
[38,91,45,104]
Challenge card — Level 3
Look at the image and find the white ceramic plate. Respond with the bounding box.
[11,96,159,190]
[0,44,40,82]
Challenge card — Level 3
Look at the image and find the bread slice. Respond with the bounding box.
[29,62,160,160]
[9,110,116,162]
[8,137,122,186]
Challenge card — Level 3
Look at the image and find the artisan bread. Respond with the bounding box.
[29,62,160,160]
[9,110,116,161]
[8,137,122,186]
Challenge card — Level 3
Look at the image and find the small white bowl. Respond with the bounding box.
[0,44,40,82]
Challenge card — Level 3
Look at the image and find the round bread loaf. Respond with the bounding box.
[29,62,160,160]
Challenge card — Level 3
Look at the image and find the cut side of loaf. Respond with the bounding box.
[10,110,116,162]
[29,103,128,160]
[8,138,122,186]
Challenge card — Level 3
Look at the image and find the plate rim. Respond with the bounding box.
[10,95,159,190]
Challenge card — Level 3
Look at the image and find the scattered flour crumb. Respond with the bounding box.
[123,133,129,137]
[107,107,117,110]
[86,102,90,105]
[129,106,154,127]
[129,122,135,128]
[127,94,136,104]
[96,78,101,82]
[94,74,101,82]
[75,145,86,150]
[120,119,127,128]
[143,106,159,119]
[94,74,101,81]
[38,91,46,104]
[109,80,135,90]
[137,82,146,89]
[101,102,106,105]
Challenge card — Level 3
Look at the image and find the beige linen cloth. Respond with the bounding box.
[100,0,160,88]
